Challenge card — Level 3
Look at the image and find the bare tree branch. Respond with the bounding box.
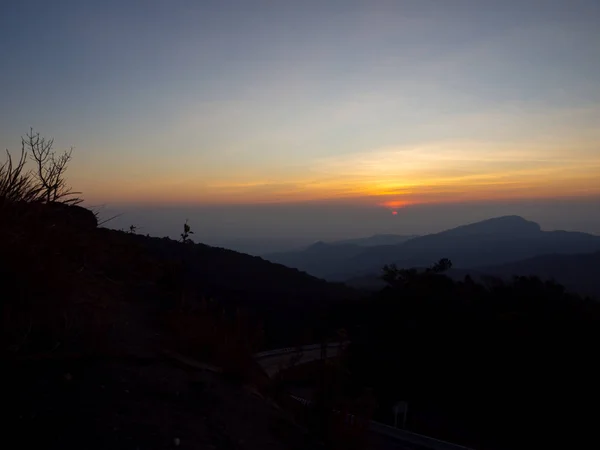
[24,128,82,205]
[1,129,82,205]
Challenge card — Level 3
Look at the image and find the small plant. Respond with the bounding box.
[128,224,137,234]
[180,219,194,244]
[0,147,41,203]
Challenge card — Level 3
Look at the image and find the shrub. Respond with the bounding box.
[0,128,80,206]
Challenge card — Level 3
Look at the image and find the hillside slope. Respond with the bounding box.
[263,234,417,279]
[264,241,367,279]
[1,200,357,356]
[327,234,418,247]
[114,230,360,344]
[2,201,353,450]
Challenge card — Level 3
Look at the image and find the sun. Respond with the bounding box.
[381,199,411,209]
[380,199,411,215]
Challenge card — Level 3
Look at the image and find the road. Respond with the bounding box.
[254,343,474,450]
[255,342,345,377]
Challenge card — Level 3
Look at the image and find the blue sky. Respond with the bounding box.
[1,0,600,237]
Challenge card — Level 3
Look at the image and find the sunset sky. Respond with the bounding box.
[1,0,600,241]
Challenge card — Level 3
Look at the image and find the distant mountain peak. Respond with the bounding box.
[441,215,541,237]
[326,234,419,247]
[306,241,328,251]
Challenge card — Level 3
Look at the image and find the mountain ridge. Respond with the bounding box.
[262,215,600,281]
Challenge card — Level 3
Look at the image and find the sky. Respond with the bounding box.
[1,0,600,246]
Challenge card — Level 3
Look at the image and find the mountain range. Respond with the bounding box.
[262,216,600,298]
[263,234,416,277]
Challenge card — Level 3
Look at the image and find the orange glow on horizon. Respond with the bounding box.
[76,139,600,208]
[81,175,600,208]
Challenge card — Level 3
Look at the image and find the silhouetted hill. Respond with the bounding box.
[328,234,418,247]
[2,200,359,356]
[264,242,366,278]
[482,251,600,299]
[115,231,356,305]
[264,216,600,282]
[263,234,417,279]
[3,200,336,450]
[95,228,360,345]
[331,216,600,280]
[437,215,541,236]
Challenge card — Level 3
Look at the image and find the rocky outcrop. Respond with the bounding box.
[1,200,97,230]
[41,202,98,230]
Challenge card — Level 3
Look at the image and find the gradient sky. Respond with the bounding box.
[1,0,600,241]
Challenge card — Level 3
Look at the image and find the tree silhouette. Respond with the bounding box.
[429,257,452,273]
[344,262,600,450]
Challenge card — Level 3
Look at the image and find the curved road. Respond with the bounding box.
[255,342,345,377]
[254,343,474,450]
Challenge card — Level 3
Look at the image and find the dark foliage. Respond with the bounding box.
[483,251,600,299]
[343,262,600,450]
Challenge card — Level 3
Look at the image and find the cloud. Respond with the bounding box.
[309,136,600,205]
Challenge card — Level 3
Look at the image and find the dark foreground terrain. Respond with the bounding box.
[1,200,355,450]
[5,356,321,450]
[4,200,600,450]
